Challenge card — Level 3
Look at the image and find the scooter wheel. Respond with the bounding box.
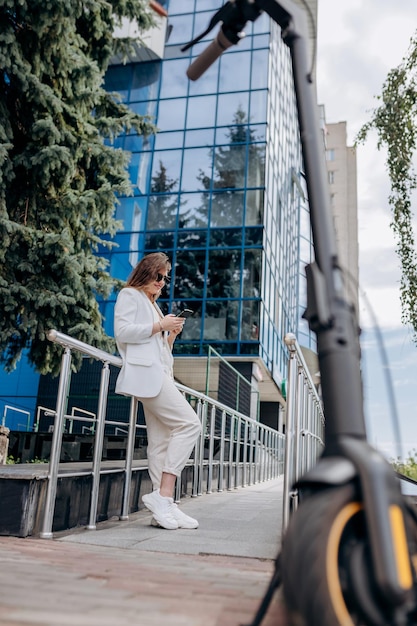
[281,482,417,626]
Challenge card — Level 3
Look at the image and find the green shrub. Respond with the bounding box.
[391,450,417,481]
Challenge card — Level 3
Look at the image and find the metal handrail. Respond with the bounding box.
[39,329,285,538]
[282,333,325,529]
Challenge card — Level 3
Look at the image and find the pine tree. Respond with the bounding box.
[0,0,156,374]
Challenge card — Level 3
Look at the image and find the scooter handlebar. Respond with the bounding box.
[186,29,234,81]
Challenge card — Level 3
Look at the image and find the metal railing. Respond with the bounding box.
[1,405,31,431]
[282,333,325,530]
[205,345,260,420]
[39,329,285,539]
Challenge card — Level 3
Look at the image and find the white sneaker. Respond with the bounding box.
[171,503,199,529]
[142,490,178,530]
[151,503,199,529]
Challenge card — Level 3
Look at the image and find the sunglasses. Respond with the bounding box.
[156,272,170,284]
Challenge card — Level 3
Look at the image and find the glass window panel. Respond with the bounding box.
[216,93,249,127]
[177,229,207,248]
[204,300,239,341]
[168,0,193,15]
[160,59,190,99]
[186,95,216,128]
[151,151,182,191]
[249,89,267,123]
[154,131,184,150]
[253,11,271,34]
[166,14,193,45]
[184,128,214,148]
[112,232,138,253]
[129,62,161,102]
[124,134,145,152]
[130,100,157,119]
[192,10,216,38]
[110,250,141,281]
[112,136,125,149]
[210,191,244,227]
[251,49,268,90]
[157,98,186,131]
[104,65,131,102]
[252,33,270,49]
[195,0,223,10]
[182,147,213,192]
[241,300,260,340]
[147,194,178,230]
[245,189,264,225]
[179,193,209,228]
[174,342,201,355]
[239,343,258,355]
[115,196,147,229]
[250,123,267,142]
[174,250,207,298]
[144,231,175,251]
[219,51,251,92]
[243,249,261,297]
[209,228,243,247]
[175,301,203,342]
[128,151,152,194]
[207,249,241,299]
[247,143,265,187]
[213,144,246,189]
[245,226,263,245]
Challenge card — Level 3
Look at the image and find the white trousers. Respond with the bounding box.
[139,374,201,490]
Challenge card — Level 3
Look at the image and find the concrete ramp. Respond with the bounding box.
[57,477,284,560]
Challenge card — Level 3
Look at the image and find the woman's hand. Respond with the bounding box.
[161,314,184,334]
[164,314,184,349]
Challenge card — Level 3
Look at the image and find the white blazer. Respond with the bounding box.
[114,288,170,398]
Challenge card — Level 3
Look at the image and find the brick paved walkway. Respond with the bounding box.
[0,537,288,626]
[0,478,289,626]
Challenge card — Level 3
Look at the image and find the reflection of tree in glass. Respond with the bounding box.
[198,106,265,228]
[147,160,178,228]
[146,161,183,250]
[174,249,205,305]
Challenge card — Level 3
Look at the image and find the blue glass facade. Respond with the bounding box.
[0,0,315,429]
[100,2,314,384]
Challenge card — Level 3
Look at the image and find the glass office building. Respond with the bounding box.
[0,0,316,431]
[101,1,314,419]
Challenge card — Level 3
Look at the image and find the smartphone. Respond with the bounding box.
[176,308,194,318]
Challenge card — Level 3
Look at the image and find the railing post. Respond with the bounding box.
[120,396,138,520]
[197,401,207,496]
[87,362,111,530]
[227,414,234,490]
[40,347,72,539]
[218,409,226,492]
[192,399,203,497]
[207,405,216,494]
[235,416,242,489]
[282,334,298,531]
[242,420,248,487]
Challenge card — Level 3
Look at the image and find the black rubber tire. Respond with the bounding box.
[280,483,417,626]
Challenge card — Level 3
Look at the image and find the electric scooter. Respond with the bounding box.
[182,1,417,624]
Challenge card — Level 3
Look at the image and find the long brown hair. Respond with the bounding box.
[126,253,171,296]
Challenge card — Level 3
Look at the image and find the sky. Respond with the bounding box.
[316,0,417,459]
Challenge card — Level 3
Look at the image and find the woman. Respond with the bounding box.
[114,252,201,530]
